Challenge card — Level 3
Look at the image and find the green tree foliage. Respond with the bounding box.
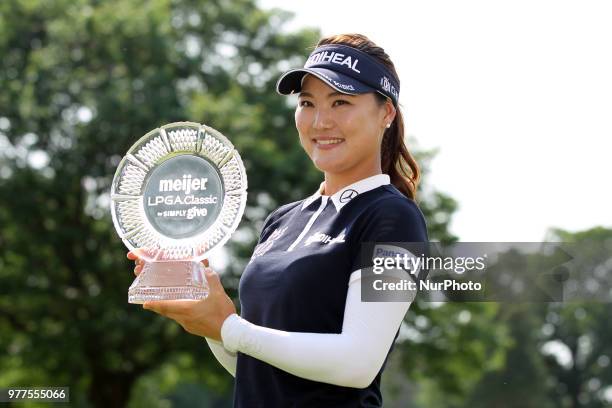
[463,227,612,408]
[0,0,496,407]
[540,227,612,407]
[0,1,319,406]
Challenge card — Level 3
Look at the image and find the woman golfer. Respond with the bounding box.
[129,33,428,407]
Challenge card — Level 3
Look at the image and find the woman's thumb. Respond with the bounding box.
[204,267,222,291]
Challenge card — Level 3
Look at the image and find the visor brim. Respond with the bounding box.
[276,67,378,96]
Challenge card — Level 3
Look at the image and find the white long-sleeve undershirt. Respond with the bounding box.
[206,269,412,388]
[205,337,237,377]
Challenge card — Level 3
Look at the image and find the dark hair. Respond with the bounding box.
[315,34,420,200]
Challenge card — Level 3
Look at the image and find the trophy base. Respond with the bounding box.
[128,261,209,304]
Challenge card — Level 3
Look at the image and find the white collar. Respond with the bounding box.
[301,174,390,212]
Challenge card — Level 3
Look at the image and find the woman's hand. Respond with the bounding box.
[127,249,146,276]
[126,250,237,342]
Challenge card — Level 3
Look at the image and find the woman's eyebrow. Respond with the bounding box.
[328,91,354,98]
[298,91,354,98]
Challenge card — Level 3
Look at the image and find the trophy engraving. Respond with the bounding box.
[110,122,247,303]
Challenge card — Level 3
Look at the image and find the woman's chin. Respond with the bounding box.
[311,152,347,171]
[312,160,343,174]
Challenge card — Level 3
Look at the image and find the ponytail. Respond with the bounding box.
[378,96,420,199]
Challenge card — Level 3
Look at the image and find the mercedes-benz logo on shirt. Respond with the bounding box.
[339,189,358,203]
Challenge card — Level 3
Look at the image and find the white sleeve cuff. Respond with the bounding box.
[220,313,247,353]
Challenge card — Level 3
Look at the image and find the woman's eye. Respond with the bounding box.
[333,99,349,107]
[298,100,313,107]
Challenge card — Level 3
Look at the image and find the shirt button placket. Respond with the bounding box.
[287,196,329,251]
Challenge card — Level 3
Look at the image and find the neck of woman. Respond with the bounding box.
[323,166,382,196]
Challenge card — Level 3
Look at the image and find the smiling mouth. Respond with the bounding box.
[313,138,344,145]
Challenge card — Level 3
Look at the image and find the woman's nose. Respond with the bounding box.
[312,108,334,130]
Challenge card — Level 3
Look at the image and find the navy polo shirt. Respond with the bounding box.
[234,174,428,408]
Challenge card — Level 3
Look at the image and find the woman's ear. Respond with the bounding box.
[383,99,396,127]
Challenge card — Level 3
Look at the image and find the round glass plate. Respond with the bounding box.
[110,122,247,262]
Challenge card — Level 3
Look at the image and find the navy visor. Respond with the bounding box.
[276,44,400,106]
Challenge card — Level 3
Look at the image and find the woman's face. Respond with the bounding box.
[295,75,394,180]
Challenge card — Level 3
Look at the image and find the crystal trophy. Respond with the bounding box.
[110,122,247,303]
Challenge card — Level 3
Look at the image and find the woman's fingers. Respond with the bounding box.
[134,263,143,276]
[202,258,210,268]
[128,249,145,276]
[204,267,223,292]
[127,248,146,260]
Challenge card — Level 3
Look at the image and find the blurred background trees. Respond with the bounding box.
[1,0,610,407]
